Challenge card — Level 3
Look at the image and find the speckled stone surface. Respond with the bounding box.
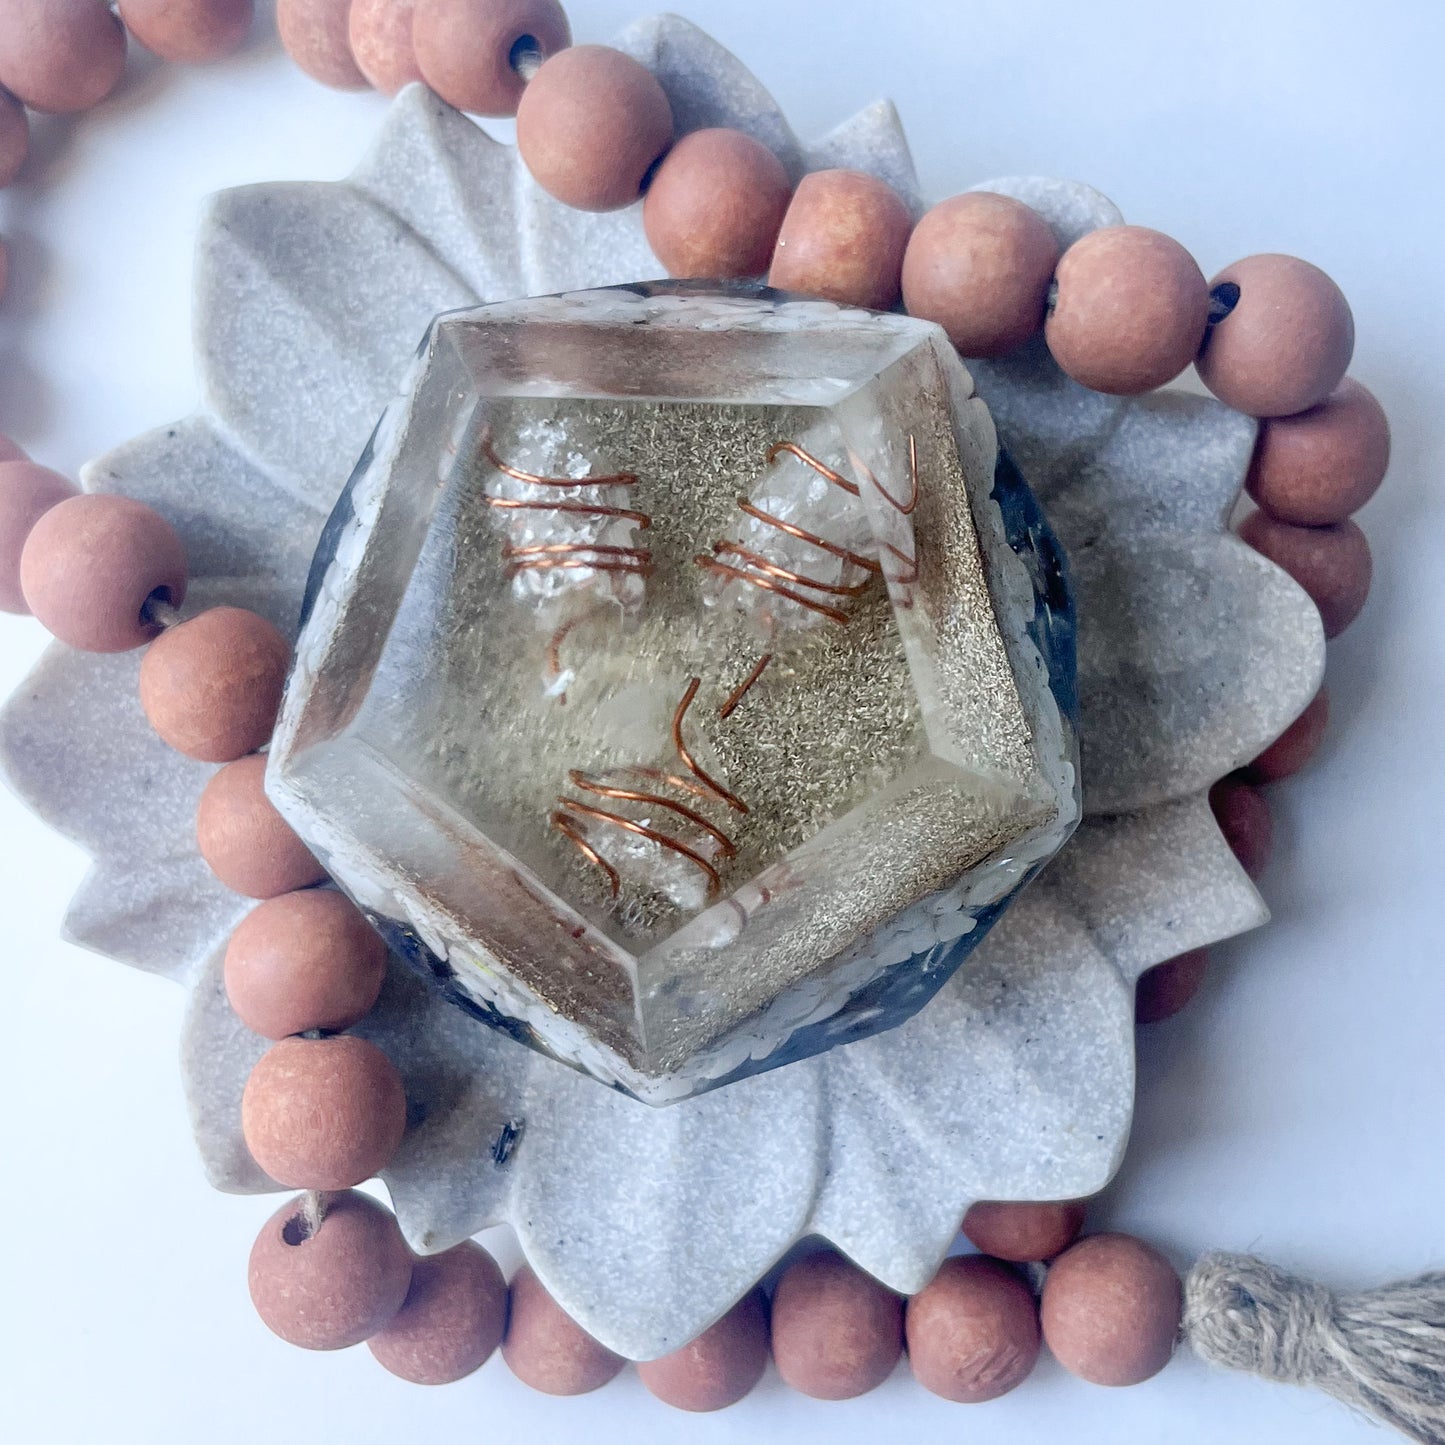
[0,14,1323,1360]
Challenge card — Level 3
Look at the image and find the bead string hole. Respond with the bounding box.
[1207,281,1242,326]
[509,36,545,81]
[281,1212,315,1247]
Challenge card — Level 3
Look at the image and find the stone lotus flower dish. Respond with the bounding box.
[0,15,1324,1358]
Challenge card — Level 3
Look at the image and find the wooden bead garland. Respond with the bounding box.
[0,0,1414,1428]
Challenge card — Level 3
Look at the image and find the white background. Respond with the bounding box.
[1,2,1442,1441]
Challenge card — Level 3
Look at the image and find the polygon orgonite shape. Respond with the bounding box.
[268,282,1080,1104]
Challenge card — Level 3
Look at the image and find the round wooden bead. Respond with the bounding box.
[20,493,187,652]
[368,1241,508,1384]
[906,1255,1041,1403]
[349,0,421,95]
[0,434,25,463]
[1238,511,1371,639]
[643,128,792,280]
[0,88,29,187]
[276,0,367,89]
[1045,226,1208,394]
[902,191,1061,357]
[0,460,78,613]
[770,168,914,312]
[1247,377,1389,526]
[771,1251,903,1400]
[225,889,388,1040]
[117,0,253,63]
[242,1034,408,1189]
[1246,688,1330,785]
[196,754,327,899]
[1198,254,1354,417]
[1135,949,1209,1025]
[139,606,290,763]
[516,45,671,211]
[249,1190,413,1350]
[961,1200,1086,1263]
[1209,774,1274,878]
[0,0,127,114]
[638,1290,769,1412]
[502,1265,625,1395]
[1041,1234,1182,1386]
[414,0,570,117]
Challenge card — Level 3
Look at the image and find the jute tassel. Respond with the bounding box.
[1185,1253,1445,1444]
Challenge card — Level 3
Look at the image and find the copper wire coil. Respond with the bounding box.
[503,541,654,580]
[544,603,613,705]
[673,676,748,813]
[719,653,773,719]
[695,555,853,626]
[765,440,861,496]
[551,810,621,899]
[708,541,876,599]
[566,769,737,857]
[553,797,723,900]
[882,540,920,586]
[484,495,653,528]
[735,498,881,574]
[608,763,718,805]
[869,433,920,515]
[482,432,638,489]
[508,556,654,577]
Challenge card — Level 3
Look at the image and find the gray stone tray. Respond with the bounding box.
[0,14,1323,1361]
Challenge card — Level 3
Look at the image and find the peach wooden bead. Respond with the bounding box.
[516,45,671,210]
[349,0,421,95]
[0,89,28,186]
[140,606,290,763]
[770,168,914,312]
[225,890,388,1040]
[1238,511,1371,638]
[0,434,24,463]
[643,128,792,280]
[276,0,367,89]
[906,1255,1041,1403]
[1046,226,1208,394]
[1041,1234,1182,1386]
[902,192,1061,357]
[1209,774,1274,878]
[20,493,187,652]
[638,1290,769,1412]
[249,1191,413,1350]
[0,460,77,613]
[1246,688,1330,785]
[368,1241,508,1384]
[1198,254,1354,417]
[196,754,327,899]
[0,0,127,114]
[414,0,570,117]
[118,0,253,63]
[1247,377,1389,526]
[502,1265,625,1395]
[962,1200,1086,1263]
[242,1034,408,1189]
[771,1251,903,1400]
[1135,949,1209,1025]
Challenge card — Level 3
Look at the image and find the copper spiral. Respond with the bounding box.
[482,431,653,577]
[696,441,883,626]
[871,434,921,591]
[552,677,749,902]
